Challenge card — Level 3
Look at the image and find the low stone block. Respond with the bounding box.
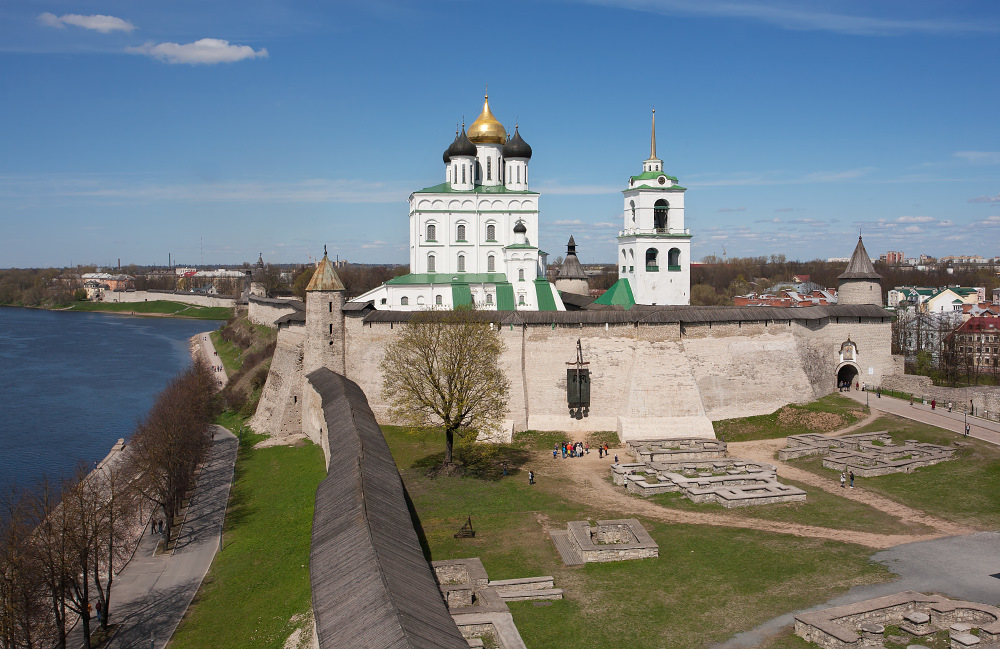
[951,632,981,648]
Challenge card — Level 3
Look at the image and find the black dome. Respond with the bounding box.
[447,127,477,158]
[502,126,532,160]
[513,221,527,234]
[443,145,451,164]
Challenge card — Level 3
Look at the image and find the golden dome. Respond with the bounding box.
[468,94,507,144]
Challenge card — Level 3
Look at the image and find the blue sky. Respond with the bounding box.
[2,0,999,268]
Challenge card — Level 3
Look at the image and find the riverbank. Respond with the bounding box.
[1,301,233,320]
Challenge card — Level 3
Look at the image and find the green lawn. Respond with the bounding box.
[648,476,930,536]
[67,300,232,320]
[210,329,244,374]
[789,414,1000,529]
[170,413,326,649]
[714,394,868,442]
[383,425,893,649]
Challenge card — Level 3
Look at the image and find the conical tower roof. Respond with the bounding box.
[558,236,587,280]
[306,249,345,291]
[838,236,881,280]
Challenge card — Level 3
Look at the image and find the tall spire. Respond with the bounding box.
[650,107,657,160]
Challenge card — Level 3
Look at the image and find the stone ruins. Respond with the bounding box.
[549,518,659,566]
[794,590,1000,648]
[780,431,956,477]
[613,438,807,507]
[432,558,562,649]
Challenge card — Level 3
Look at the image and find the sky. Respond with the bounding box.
[1,0,999,268]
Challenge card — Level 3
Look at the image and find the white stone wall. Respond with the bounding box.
[247,296,299,327]
[249,325,305,437]
[256,313,898,443]
[99,290,236,308]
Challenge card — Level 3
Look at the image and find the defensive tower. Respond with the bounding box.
[304,247,346,374]
[837,236,883,306]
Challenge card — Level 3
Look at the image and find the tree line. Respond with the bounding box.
[0,361,217,648]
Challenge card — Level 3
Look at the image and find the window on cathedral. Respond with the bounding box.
[630,200,636,223]
[436,294,443,305]
[462,165,466,183]
[486,293,493,305]
[427,254,436,272]
[400,296,408,305]
[668,247,681,271]
[486,224,495,241]
[518,268,525,281]
[457,254,466,272]
[487,255,495,273]
[646,248,659,271]
[457,224,466,241]
[487,157,491,180]
[426,224,436,241]
[654,200,669,232]
[518,294,525,306]
[517,166,520,183]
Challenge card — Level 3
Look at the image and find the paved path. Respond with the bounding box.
[196,332,229,390]
[844,390,1000,447]
[67,425,237,649]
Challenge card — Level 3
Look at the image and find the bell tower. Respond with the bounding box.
[617,109,691,305]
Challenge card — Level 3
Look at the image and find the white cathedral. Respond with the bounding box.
[352,96,691,311]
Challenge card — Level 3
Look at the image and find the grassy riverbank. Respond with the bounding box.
[170,413,326,649]
[64,300,232,319]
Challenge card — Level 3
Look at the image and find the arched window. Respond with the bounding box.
[486,157,491,180]
[417,296,425,305]
[486,293,493,305]
[457,254,466,272]
[426,224,436,241]
[654,199,669,232]
[646,248,659,271]
[517,166,520,183]
[630,200,636,223]
[668,247,681,270]
[452,164,456,182]
[400,296,409,305]
[486,224,496,241]
[427,254,436,273]
[518,268,525,281]
[622,249,627,259]
[518,294,525,306]
[457,224,466,241]
[461,165,466,183]
[435,294,443,305]
[487,254,495,273]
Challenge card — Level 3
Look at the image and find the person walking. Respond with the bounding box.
[931,399,936,410]
[840,472,846,488]
[561,444,566,459]
[553,445,558,459]
[910,395,914,406]
[585,441,590,455]
[614,454,618,464]
[528,470,535,485]
[849,470,855,488]
[966,423,971,437]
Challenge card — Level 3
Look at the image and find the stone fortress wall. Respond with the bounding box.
[246,295,301,327]
[252,306,900,442]
[98,289,237,308]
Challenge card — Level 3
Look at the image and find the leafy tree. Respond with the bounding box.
[291,267,315,299]
[381,307,509,466]
[73,288,87,301]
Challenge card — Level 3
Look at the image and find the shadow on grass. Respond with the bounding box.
[412,444,531,481]
[403,486,434,563]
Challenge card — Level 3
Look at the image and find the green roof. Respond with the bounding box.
[452,283,473,307]
[533,279,558,311]
[593,278,636,309]
[630,170,679,182]
[496,282,516,311]
[386,273,508,285]
[414,182,539,195]
[504,243,536,249]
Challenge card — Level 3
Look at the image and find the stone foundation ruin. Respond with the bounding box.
[431,558,562,649]
[615,438,807,507]
[794,591,1000,648]
[780,431,956,477]
[549,518,659,565]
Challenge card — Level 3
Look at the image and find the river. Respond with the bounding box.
[0,307,222,488]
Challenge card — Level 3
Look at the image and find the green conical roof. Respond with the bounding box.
[593,278,635,309]
[306,253,345,292]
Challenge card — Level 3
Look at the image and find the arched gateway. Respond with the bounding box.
[836,363,859,389]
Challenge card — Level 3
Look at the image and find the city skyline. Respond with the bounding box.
[2,0,999,268]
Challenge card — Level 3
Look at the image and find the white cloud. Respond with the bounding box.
[954,151,1000,164]
[688,167,872,187]
[361,240,387,249]
[970,194,1000,204]
[579,0,998,35]
[39,12,135,33]
[754,217,782,223]
[896,216,934,223]
[127,38,268,65]
[593,222,619,228]
[551,219,584,226]
[901,226,924,234]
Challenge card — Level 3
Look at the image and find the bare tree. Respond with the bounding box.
[27,479,70,649]
[0,485,47,648]
[381,308,509,466]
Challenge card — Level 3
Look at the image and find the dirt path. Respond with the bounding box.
[538,420,975,548]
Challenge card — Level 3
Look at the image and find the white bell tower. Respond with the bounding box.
[617,109,691,305]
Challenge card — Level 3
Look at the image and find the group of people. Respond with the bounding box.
[839,470,855,488]
[151,519,167,535]
[555,441,589,458]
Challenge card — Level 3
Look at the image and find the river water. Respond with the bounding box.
[0,307,220,488]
